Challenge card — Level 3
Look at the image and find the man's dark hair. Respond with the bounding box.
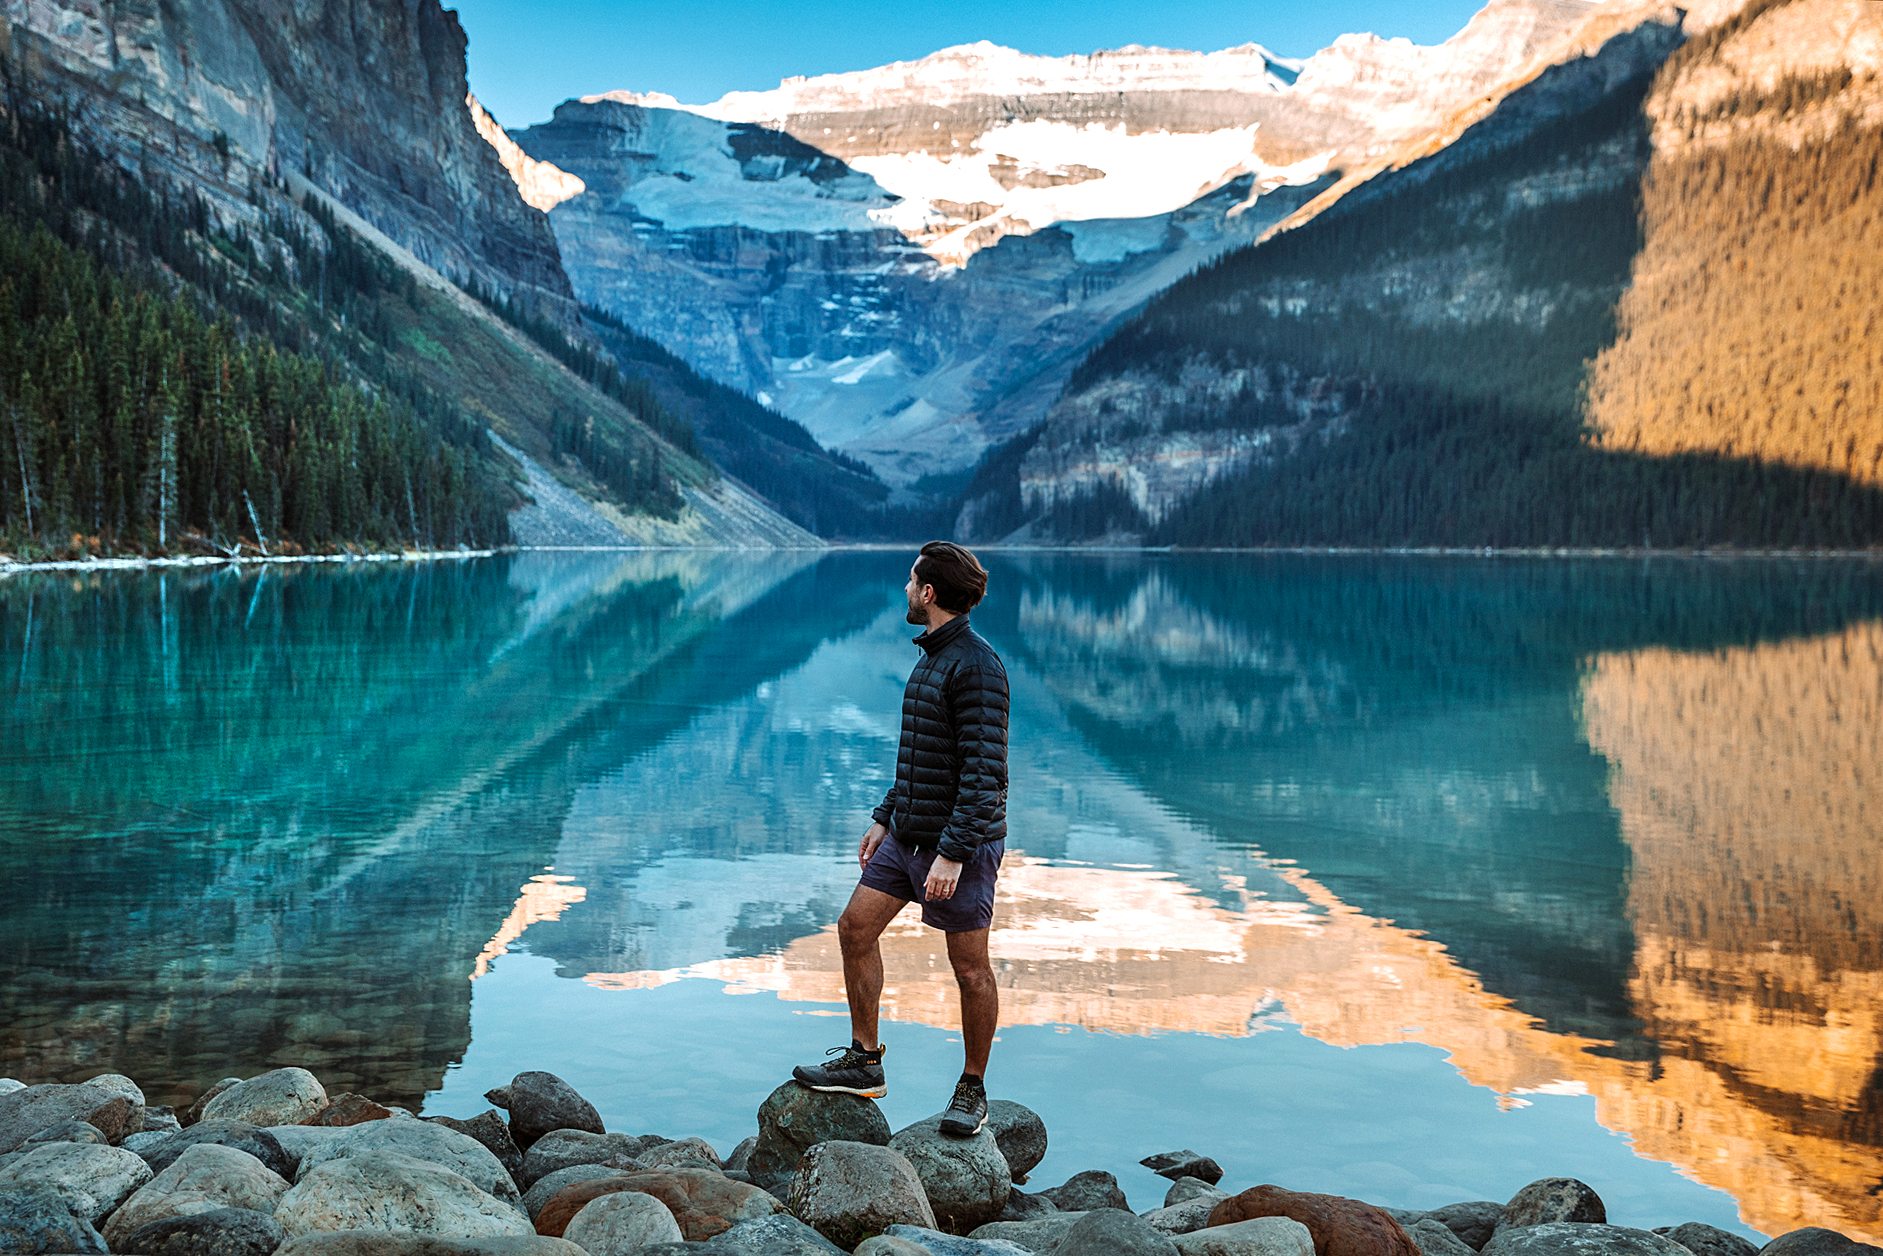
[914,540,988,613]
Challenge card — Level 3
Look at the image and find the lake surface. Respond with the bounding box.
[3,551,1880,1241]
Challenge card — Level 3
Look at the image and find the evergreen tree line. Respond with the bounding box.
[0,219,505,555]
[0,81,512,556]
[547,407,681,518]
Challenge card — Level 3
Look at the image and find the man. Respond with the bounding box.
[793,541,1009,1137]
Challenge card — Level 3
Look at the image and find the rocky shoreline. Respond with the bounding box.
[0,1069,1875,1256]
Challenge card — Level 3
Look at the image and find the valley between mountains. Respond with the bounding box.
[1,0,1879,555]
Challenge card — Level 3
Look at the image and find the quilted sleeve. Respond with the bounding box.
[936,659,1010,863]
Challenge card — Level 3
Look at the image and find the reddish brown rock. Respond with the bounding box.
[1209,1186,1421,1256]
[306,1095,394,1127]
[533,1168,781,1242]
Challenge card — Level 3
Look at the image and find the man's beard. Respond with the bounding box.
[905,594,925,625]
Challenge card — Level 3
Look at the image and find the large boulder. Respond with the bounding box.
[1429,1205,1505,1252]
[485,1075,602,1150]
[789,1139,936,1249]
[138,1122,296,1182]
[1480,1224,1693,1256]
[1057,1208,1182,1256]
[561,1191,682,1254]
[1408,1221,1479,1256]
[524,1167,635,1223]
[1208,1187,1421,1256]
[969,1212,1091,1252]
[1142,1152,1225,1187]
[519,1131,650,1189]
[641,1214,848,1254]
[889,1117,1011,1235]
[1496,1183,1606,1235]
[1652,1226,1756,1256]
[747,1083,891,1189]
[0,1083,142,1152]
[0,1185,110,1254]
[424,1114,524,1187]
[118,1207,289,1256]
[1040,1170,1127,1212]
[0,1083,23,1097]
[274,1151,533,1240]
[1759,1232,1883,1256]
[983,1103,1047,1182]
[203,1073,329,1130]
[534,1169,783,1242]
[0,1141,152,1223]
[1176,1218,1317,1256]
[274,1235,583,1256]
[103,1144,291,1248]
[292,1119,520,1204]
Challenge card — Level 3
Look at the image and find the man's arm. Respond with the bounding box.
[934,661,1009,867]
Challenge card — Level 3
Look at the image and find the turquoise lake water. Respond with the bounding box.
[3,551,1880,1240]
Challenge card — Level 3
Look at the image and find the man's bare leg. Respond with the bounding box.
[946,927,999,1077]
[837,885,908,1050]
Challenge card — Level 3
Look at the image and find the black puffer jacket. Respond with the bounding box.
[872,614,1009,862]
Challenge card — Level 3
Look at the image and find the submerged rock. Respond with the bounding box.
[103,1143,290,1249]
[0,1141,152,1223]
[561,1190,682,1254]
[117,1207,288,1256]
[889,1116,1012,1234]
[1208,1186,1420,1256]
[485,1074,602,1150]
[202,1072,328,1130]
[789,1139,936,1249]
[1497,1182,1606,1234]
[274,1150,533,1240]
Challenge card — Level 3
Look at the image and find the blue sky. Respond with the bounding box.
[455,0,1494,128]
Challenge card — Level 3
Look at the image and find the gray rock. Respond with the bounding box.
[1140,1151,1224,1186]
[1431,1203,1505,1252]
[889,1116,1012,1235]
[1166,1179,1228,1209]
[855,1238,932,1256]
[424,1112,524,1186]
[143,1108,184,1135]
[519,1131,648,1189]
[877,1224,1036,1254]
[1498,1182,1606,1233]
[1041,1169,1127,1213]
[639,1137,721,1171]
[724,1137,757,1173]
[187,1083,242,1128]
[722,1169,754,1185]
[642,1214,848,1254]
[984,1103,1047,1182]
[486,1074,603,1150]
[789,1139,935,1249]
[523,1166,633,1223]
[1141,1195,1222,1237]
[274,1235,583,1256]
[0,1083,141,1153]
[0,1083,23,1097]
[1056,1208,1181,1256]
[80,1074,145,1109]
[22,1120,108,1149]
[0,1185,109,1254]
[1482,1223,1693,1256]
[969,1212,1091,1254]
[118,1207,287,1256]
[1412,1219,1481,1256]
[0,1141,152,1223]
[1759,1230,1883,1256]
[274,1151,535,1240]
[139,1121,296,1182]
[258,1128,345,1176]
[1173,1217,1316,1256]
[561,1190,682,1254]
[1652,1227,1757,1256]
[203,1072,328,1130]
[1000,1190,1057,1221]
[748,1082,891,1190]
[103,1143,291,1249]
[1391,1212,1432,1228]
[293,1119,520,1204]
[124,1132,175,1156]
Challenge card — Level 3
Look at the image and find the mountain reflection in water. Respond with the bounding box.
[2,553,1879,1240]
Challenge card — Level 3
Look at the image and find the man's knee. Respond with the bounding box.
[948,947,995,988]
[838,908,880,955]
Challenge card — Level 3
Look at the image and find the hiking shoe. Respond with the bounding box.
[793,1042,887,1098]
[938,1076,988,1136]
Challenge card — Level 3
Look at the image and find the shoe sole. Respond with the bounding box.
[797,1081,888,1099]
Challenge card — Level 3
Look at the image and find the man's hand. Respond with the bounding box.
[858,822,890,870]
[924,855,964,900]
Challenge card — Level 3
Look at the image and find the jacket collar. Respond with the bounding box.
[913,613,971,656]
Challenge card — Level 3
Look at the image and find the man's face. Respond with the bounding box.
[905,564,929,625]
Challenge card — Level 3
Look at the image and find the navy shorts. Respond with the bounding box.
[859,834,1005,933]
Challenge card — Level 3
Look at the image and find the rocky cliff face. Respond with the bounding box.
[2,0,571,312]
[508,0,1690,487]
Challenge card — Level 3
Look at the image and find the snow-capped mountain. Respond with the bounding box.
[500,0,1631,484]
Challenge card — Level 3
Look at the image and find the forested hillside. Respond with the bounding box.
[954,0,1883,549]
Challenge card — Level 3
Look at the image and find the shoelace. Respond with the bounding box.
[827,1045,879,1071]
[947,1080,983,1112]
